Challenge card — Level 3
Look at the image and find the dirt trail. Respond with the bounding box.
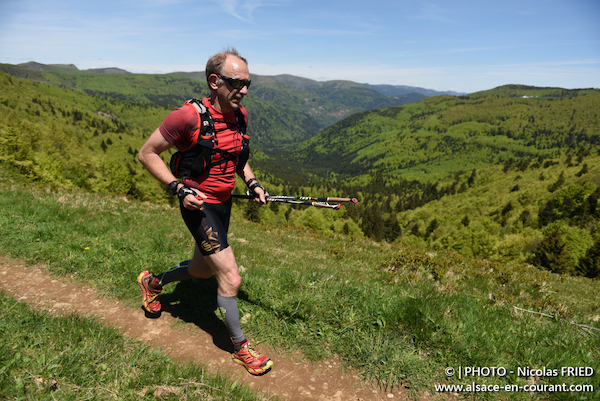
[0,257,417,401]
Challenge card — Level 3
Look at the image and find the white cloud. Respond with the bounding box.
[212,0,287,22]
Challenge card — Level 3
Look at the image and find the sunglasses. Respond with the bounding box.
[218,74,251,90]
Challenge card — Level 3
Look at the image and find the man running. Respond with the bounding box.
[136,47,272,375]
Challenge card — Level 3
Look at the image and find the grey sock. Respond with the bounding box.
[216,294,245,344]
[156,260,193,286]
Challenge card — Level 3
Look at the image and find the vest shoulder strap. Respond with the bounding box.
[185,98,215,140]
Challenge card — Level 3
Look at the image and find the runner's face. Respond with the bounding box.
[215,56,249,113]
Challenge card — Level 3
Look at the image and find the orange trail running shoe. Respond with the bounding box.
[232,339,273,375]
[137,271,162,314]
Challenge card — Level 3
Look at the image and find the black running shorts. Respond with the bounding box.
[180,198,232,256]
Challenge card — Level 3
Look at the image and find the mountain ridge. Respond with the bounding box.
[0,61,433,152]
[13,60,461,97]
[362,82,465,97]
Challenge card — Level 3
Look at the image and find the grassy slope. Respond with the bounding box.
[0,291,264,400]
[0,180,598,400]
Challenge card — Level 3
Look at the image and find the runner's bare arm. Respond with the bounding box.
[139,128,207,208]
[138,128,177,186]
[237,162,268,204]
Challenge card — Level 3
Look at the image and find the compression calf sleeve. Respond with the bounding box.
[156,260,193,286]
[216,294,245,344]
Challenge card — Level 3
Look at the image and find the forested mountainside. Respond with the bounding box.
[0,70,188,204]
[1,65,599,277]
[0,62,425,152]
[268,86,600,277]
[288,88,600,181]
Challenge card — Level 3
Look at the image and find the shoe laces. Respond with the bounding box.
[146,291,159,302]
[240,343,260,358]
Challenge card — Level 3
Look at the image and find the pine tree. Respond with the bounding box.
[575,162,588,177]
[425,218,438,239]
[244,200,261,223]
[467,169,477,186]
[533,228,572,275]
[538,200,555,228]
[518,210,532,227]
[548,171,565,192]
[409,221,420,237]
[360,208,373,238]
[577,239,600,279]
[361,206,385,241]
[385,213,402,242]
[587,187,599,218]
[371,207,385,242]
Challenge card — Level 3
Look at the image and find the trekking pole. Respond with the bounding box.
[232,193,341,209]
[264,195,358,204]
[231,193,358,210]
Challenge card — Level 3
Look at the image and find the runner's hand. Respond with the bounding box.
[179,187,207,210]
[253,187,268,205]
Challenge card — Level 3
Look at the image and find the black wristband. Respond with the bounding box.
[177,186,196,200]
[249,181,265,196]
[246,178,258,188]
[167,180,180,195]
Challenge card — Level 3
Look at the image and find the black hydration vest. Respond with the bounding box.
[169,98,250,179]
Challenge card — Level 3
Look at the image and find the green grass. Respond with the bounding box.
[0,291,268,400]
[1,179,599,400]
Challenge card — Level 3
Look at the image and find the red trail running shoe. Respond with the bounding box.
[232,339,273,375]
[137,271,162,314]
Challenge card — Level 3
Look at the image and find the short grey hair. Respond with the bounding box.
[205,47,248,87]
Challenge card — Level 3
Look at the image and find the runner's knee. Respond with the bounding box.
[218,270,241,296]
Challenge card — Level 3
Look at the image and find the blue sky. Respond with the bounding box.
[0,0,598,93]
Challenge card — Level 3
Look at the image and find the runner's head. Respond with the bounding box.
[206,47,250,114]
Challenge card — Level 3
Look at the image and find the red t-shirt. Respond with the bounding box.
[159,97,248,203]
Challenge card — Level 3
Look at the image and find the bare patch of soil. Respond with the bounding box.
[0,257,418,400]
